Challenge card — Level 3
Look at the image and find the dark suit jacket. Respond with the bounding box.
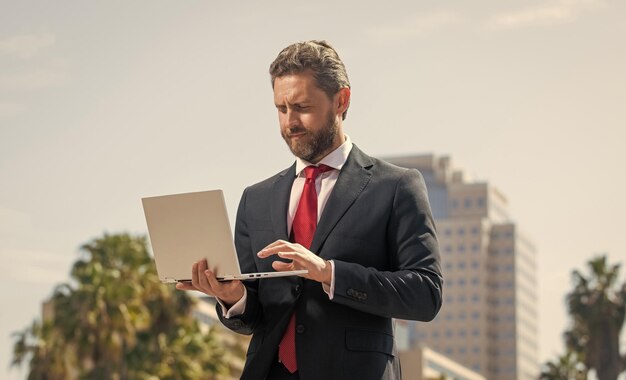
[217,145,442,380]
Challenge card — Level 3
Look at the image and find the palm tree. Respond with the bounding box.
[565,255,626,380]
[12,320,75,380]
[12,233,230,379]
[539,350,587,380]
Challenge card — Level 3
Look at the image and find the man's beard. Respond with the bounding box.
[281,111,339,163]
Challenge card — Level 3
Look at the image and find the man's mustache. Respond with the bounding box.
[285,127,307,137]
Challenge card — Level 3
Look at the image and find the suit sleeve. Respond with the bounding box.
[216,187,263,335]
[331,169,443,321]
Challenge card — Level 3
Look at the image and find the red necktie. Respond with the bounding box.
[279,164,333,373]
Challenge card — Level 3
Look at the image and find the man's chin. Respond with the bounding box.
[285,142,312,161]
[290,149,314,161]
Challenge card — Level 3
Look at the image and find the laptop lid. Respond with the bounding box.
[142,190,306,283]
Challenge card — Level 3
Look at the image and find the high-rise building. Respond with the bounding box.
[387,154,539,380]
[400,345,486,380]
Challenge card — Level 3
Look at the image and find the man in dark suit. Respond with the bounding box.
[177,40,442,380]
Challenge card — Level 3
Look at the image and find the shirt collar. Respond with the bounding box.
[295,135,353,176]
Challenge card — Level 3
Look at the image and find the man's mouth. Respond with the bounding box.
[287,129,307,139]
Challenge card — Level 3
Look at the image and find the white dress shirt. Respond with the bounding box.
[220,136,353,318]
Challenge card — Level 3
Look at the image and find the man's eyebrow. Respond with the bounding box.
[275,100,310,107]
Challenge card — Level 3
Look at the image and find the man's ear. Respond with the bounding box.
[336,87,351,116]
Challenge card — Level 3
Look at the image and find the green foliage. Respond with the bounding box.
[12,233,228,380]
[542,254,626,380]
[539,351,587,380]
[564,255,626,380]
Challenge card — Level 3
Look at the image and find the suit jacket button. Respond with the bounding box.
[296,324,305,334]
[347,289,355,296]
[295,285,301,293]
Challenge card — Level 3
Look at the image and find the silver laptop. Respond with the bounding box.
[141,189,307,283]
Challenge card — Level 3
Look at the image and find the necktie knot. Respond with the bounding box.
[303,164,333,180]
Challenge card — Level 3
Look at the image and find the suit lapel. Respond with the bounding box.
[310,145,373,254]
[271,163,296,240]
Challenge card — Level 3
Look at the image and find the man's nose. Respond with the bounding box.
[286,109,300,126]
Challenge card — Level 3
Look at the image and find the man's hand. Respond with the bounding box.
[257,240,332,285]
[175,259,245,308]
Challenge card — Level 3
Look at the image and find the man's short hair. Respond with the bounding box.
[269,40,351,120]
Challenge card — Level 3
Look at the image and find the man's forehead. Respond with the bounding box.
[273,73,322,103]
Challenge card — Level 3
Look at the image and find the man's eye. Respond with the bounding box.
[277,107,287,113]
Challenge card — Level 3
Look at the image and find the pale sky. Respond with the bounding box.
[1,1,625,378]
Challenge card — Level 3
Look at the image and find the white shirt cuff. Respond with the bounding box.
[322,260,336,300]
[217,286,247,318]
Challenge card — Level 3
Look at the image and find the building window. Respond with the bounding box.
[444,245,452,253]
[457,244,466,253]
[452,200,458,209]
[446,330,453,338]
[477,198,485,207]
[444,228,452,236]
[471,260,480,269]
[458,262,466,269]
[464,198,472,208]
[471,226,480,235]
[457,227,465,236]
[471,243,480,252]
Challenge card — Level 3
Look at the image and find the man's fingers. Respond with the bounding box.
[191,261,200,288]
[277,251,300,260]
[258,240,292,257]
[272,261,294,272]
[206,269,223,290]
[180,261,235,298]
[197,261,213,291]
[176,282,197,291]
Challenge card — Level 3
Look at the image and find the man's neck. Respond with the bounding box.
[295,135,352,174]
[309,134,346,164]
